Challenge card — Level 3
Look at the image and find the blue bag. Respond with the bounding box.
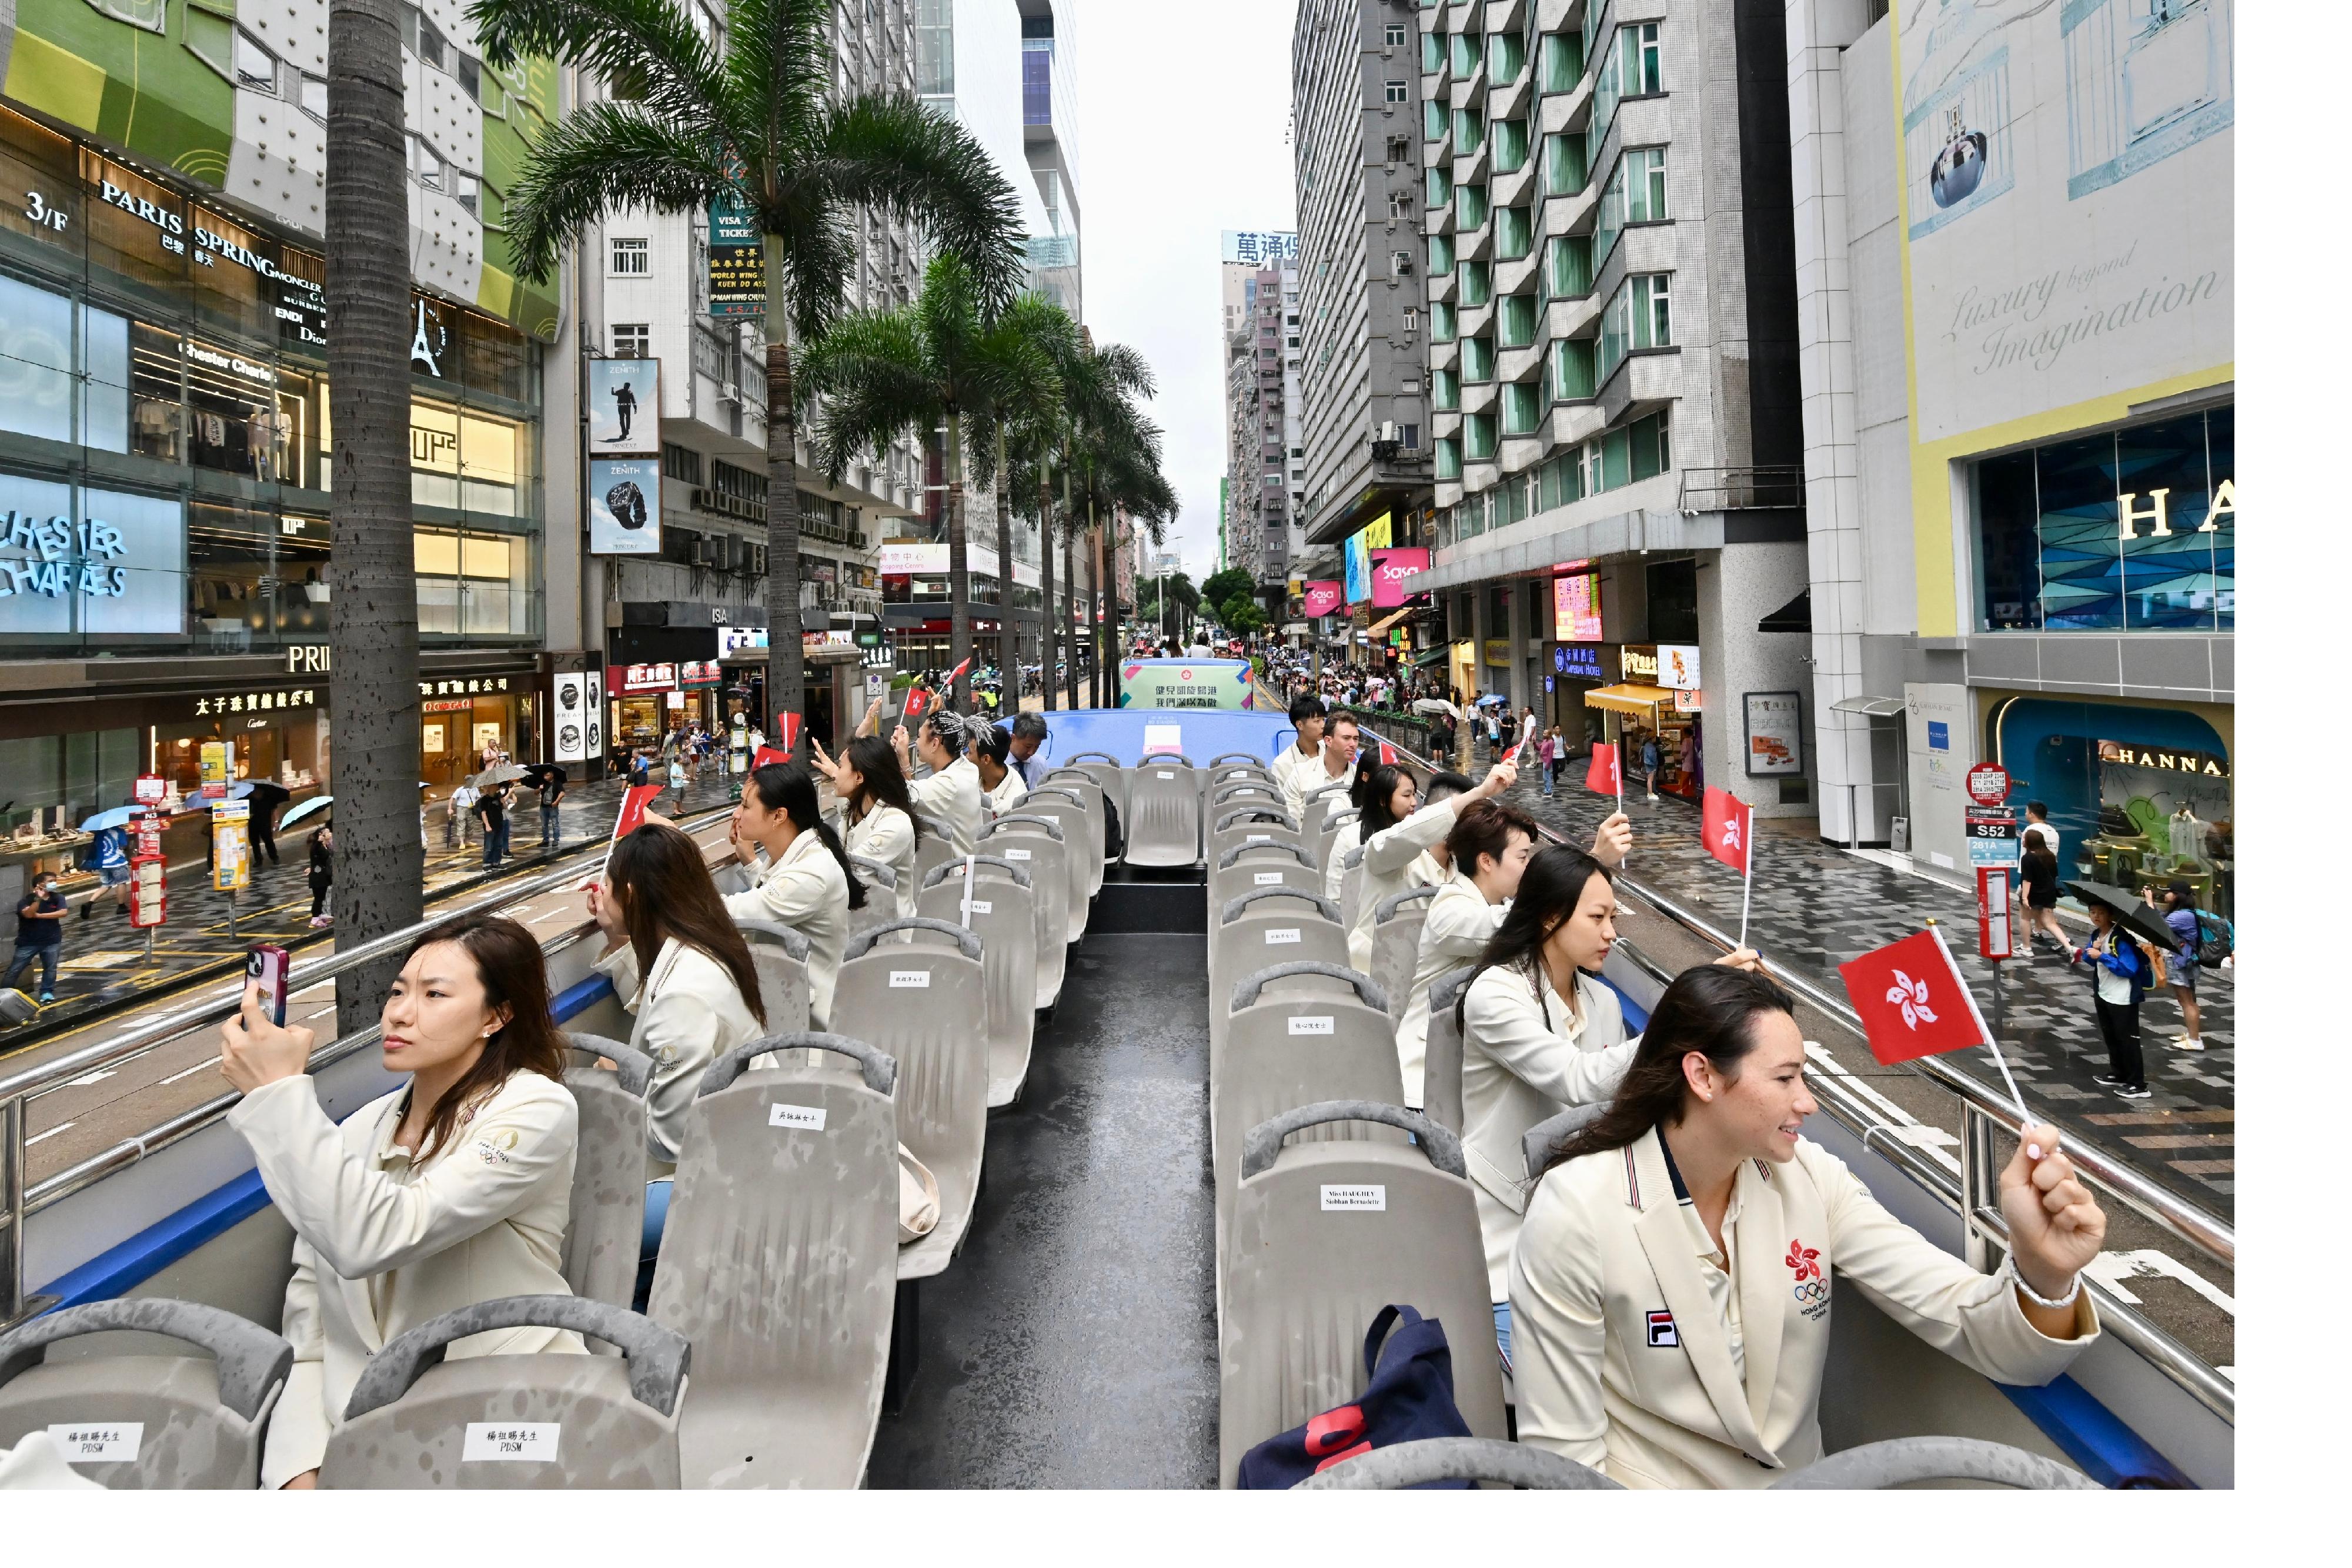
[1235,1304,1474,1489]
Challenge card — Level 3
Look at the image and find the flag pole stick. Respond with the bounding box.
[1738,811,1754,951]
[1616,739,1627,866]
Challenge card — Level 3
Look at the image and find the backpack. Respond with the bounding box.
[1235,1305,1475,1488]
[2191,910,2234,965]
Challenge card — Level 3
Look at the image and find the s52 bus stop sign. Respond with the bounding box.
[1965,763,2010,807]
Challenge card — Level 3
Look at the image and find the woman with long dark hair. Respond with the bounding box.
[893,709,984,855]
[811,734,923,918]
[587,821,768,1165]
[1345,759,1515,971]
[1510,967,2104,1488]
[721,761,865,1029]
[218,913,584,1489]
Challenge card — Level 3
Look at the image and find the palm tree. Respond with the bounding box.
[968,297,1079,705]
[325,0,425,1034]
[1069,423,1177,707]
[471,0,1023,740]
[1041,337,1157,708]
[799,256,1057,713]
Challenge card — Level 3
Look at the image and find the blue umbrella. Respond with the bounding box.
[1473,693,1509,707]
[79,806,145,832]
[280,795,333,828]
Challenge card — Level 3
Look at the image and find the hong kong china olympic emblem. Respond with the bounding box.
[1788,1239,1831,1312]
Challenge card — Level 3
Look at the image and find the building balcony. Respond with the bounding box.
[1545,183,1598,239]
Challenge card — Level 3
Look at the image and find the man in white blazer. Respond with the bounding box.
[1509,966,2103,1489]
[1270,694,1328,818]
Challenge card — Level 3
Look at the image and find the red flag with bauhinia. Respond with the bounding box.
[1378,738,1398,765]
[610,784,666,842]
[943,658,971,693]
[901,686,930,721]
[750,747,792,772]
[1585,743,1621,795]
[1700,786,1752,872]
[770,711,803,754]
[1836,927,1993,1066]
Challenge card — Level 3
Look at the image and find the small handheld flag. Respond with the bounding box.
[1838,925,2030,1125]
[770,711,803,756]
[1585,743,1621,795]
[611,784,666,844]
[1702,786,1756,948]
[750,747,793,773]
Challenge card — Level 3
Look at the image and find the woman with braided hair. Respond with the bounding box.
[893,708,985,855]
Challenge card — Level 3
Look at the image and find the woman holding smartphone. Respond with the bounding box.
[218,912,583,1489]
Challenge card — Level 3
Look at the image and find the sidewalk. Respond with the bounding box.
[2,767,747,1049]
[1491,757,2234,1213]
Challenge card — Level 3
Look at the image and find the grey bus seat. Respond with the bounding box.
[914,814,960,886]
[559,1034,656,1312]
[1034,770,1108,895]
[1770,1436,2100,1490]
[1124,753,1202,868]
[1209,805,1302,867]
[847,858,899,938]
[1009,791,1094,943]
[736,920,812,1038]
[1299,1436,1623,1490]
[0,1299,293,1490]
[1213,965,1402,1263]
[1209,781,1282,817]
[1522,1103,1608,1183]
[1208,841,1321,910]
[1298,780,1350,847]
[1317,808,1361,878]
[980,817,1071,1002]
[1207,750,1269,772]
[918,861,1038,1106]
[1208,887,1347,1048]
[320,1296,687,1489]
[650,1034,900,1489]
[1420,965,1481,1134]
[837,922,990,1281]
[1063,752,1127,854]
[1336,844,1368,934]
[1371,886,1439,1025]
[1218,1102,1507,1487]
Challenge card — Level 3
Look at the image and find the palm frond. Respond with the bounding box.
[500,102,729,280]
[817,93,1027,311]
[722,0,832,189]
[468,0,726,131]
[798,309,941,481]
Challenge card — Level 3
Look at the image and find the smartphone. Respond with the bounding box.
[246,944,290,1028]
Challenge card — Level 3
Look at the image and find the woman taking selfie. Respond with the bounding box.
[588,821,768,1165]
[893,710,984,855]
[218,914,583,1490]
[720,762,865,1031]
[810,734,924,919]
[1347,759,1516,971]
[1510,965,2103,1488]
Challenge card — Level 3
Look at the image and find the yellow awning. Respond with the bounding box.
[1583,683,1677,716]
[1368,606,1414,633]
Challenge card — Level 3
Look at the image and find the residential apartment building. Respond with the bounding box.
[1786,0,2234,914]
[1218,232,1304,601]
[1408,0,1809,820]
[584,0,928,739]
[1293,0,1436,583]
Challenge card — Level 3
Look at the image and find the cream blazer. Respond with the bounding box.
[1323,817,1362,905]
[1348,801,1454,972]
[229,1071,584,1489]
[1509,1128,2102,1489]
[1394,870,1504,1108]
[1460,962,1636,1298]
[838,801,918,919]
[1269,741,1322,820]
[719,827,848,1029]
[595,936,765,1172]
[910,756,984,855]
[984,767,1028,818]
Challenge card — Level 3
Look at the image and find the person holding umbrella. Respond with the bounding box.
[2073,898,2159,1101]
[245,779,290,866]
[308,824,334,927]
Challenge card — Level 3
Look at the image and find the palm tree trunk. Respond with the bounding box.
[764,339,808,751]
[1036,465,1057,711]
[993,447,1014,707]
[1060,466,1079,711]
[325,0,423,1038]
[945,409,972,712]
[1089,497,1106,709]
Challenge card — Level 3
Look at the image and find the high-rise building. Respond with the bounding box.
[1785,0,2234,898]
[582,1,926,734]
[1020,2,1083,320]
[1292,0,1437,581]
[1218,232,1301,602]
[1407,0,1809,822]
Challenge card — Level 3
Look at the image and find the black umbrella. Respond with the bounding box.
[521,764,570,785]
[2062,879,2183,954]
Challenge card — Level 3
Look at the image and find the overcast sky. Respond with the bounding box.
[1072,0,1298,583]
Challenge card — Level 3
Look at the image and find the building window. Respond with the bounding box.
[1545,234,1594,299]
[1496,206,1534,261]
[1401,307,1419,333]
[1436,436,1462,481]
[1544,132,1588,198]
[1429,300,1456,342]
[1549,337,1596,401]
[1492,116,1529,174]
[1622,22,1665,95]
[1465,412,1498,463]
[1421,29,1444,73]
[1450,31,1481,78]
[1431,366,1460,410]
[1427,232,1454,276]
[610,236,650,276]
[1628,148,1669,222]
[1598,273,1672,384]
[1388,190,1411,219]
[1451,106,1484,153]
[1459,259,1491,308]
[1541,31,1583,92]
[1385,79,1408,103]
[1385,22,1408,46]
[1425,98,1446,142]
[1502,380,1542,436]
[1489,29,1526,85]
[1462,335,1495,383]
[1426,166,1452,209]
[612,323,652,359]
[1454,181,1488,231]
[1498,293,1538,349]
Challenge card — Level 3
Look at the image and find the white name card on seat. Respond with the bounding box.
[1154,771,1174,780]
[463,1423,561,1462]
[769,1103,827,1131]
[888,971,931,988]
[1265,928,1301,944]
[1247,833,1269,842]
[1288,1015,1335,1035]
[48,1423,141,1463]
[1254,871,1285,885]
[1003,848,1033,860]
[1320,1185,1387,1212]
[965,900,993,914]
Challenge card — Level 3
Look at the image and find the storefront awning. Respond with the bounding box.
[1584,683,1678,716]
[1368,606,1415,634]
[1830,695,1908,718]
[1412,647,1452,668]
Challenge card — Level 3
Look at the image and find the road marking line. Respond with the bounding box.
[2084,1248,2236,1316]
[25,1122,74,1146]
[161,1056,223,1085]
[65,1069,116,1087]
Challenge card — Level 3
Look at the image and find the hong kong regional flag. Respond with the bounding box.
[1836,927,1993,1065]
[1700,786,1752,872]
[1585,743,1621,795]
[610,784,666,842]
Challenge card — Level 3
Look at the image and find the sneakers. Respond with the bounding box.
[2173,1036,2204,1051]
[38,992,56,1005]
[2091,1074,2126,1087]
[2114,1085,2153,1100]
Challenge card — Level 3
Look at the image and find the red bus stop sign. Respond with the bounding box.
[1965,763,2011,807]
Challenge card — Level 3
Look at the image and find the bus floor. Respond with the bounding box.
[868,933,1219,1489]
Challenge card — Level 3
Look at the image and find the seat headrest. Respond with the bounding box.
[702,1032,898,1097]
[984,814,1066,842]
[1522,1103,1609,1181]
[846,917,984,962]
[341,1295,691,1422]
[1207,752,1266,768]
[1215,805,1300,833]
[563,1032,655,1098]
[1220,885,1340,925]
[1298,1437,1624,1491]
[1375,885,1441,922]
[1428,962,1482,1014]
[920,854,1033,890]
[1230,961,1386,1014]
[1065,751,1121,767]
[0,1299,294,1423]
[737,919,812,961]
[848,855,899,889]
[1136,753,1195,768]
[1340,844,1366,870]
[1217,841,1314,870]
[1240,1100,1464,1182]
